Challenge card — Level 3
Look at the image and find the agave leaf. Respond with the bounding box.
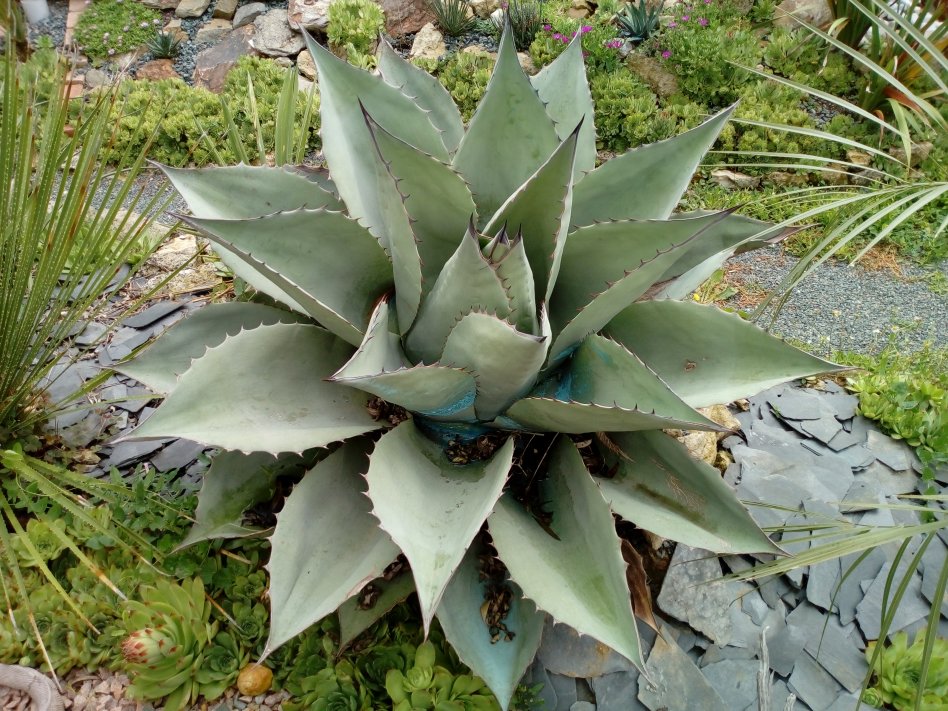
[186,210,393,346]
[366,422,513,633]
[548,217,719,363]
[483,123,580,304]
[364,112,476,293]
[604,301,846,408]
[304,33,447,247]
[452,27,559,225]
[440,311,549,421]
[597,431,780,554]
[405,226,512,364]
[177,450,320,549]
[122,324,382,453]
[507,335,722,432]
[436,546,545,711]
[377,39,465,155]
[488,437,643,670]
[570,106,736,227]
[161,164,343,219]
[337,571,417,649]
[486,233,538,335]
[264,440,399,656]
[651,247,747,301]
[332,299,478,420]
[530,32,596,179]
[116,302,309,394]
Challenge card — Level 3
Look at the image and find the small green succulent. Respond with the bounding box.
[615,0,661,42]
[386,641,499,711]
[864,632,948,710]
[119,26,841,707]
[197,631,248,700]
[145,31,182,60]
[121,577,218,711]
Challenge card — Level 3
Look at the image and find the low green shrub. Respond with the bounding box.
[529,18,624,73]
[494,0,545,51]
[428,0,476,36]
[762,27,857,95]
[73,0,161,61]
[327,0,386,61]
[436,51,495,121]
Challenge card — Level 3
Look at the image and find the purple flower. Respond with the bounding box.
[140,20,149,27]
[107,47,116,55]
[667,20,677,26]
[581,24,593,32]
[661,49,672,58]
[681,14,690,20]
[698,16,708,24]
[543,23,551,30]
[553,32,563,39]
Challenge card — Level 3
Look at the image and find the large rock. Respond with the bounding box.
[176,0,212,18]
[141,0,179,8]
[213,0,239,19]
[163,18,189,44]
[774,0,831,28]
[469,0,500,16]
[253,8,306,56]
[625,54,678,98]
[296,48,316,80]
[234,1,267,27]
[193,25,258,92]
[288,0,333,32]
[135,58,182,80]
[409,22,445,61]
[379,0,436,36]
[195,18,232,44]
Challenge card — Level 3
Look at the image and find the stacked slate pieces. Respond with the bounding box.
[522,382,946,711]
[41,298,211,483]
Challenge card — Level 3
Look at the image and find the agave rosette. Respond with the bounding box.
[118,27,841,706]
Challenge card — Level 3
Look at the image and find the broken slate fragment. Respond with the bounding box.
[121,300,186,329]
[800,415,843,444]
[523,661,557,711]
[656,545,738,645]
[806,557,841,613]
[856,558,930,639]
[115,386,154,414]
[802,439,875,471]
[836,547,887,626]
[570,703,595,711]
[638,629,728,711]
[767,620,808,677]
[788,651,845,711]
[104,439,167,469]
[825,426,865,452]
[590,670,646,711]
[74,322,107,347]
[151,439,206,472]
[701,659,759,711]
[859,460,919,496]
[865,429,914,471]
[537,622,637,678]
[839,477,883,513]
[548,674,578,711]
[766,386,824,420]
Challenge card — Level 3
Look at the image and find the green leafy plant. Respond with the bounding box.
[494,0,545,51]
[530,19,623,73]
[146,30,182,60]
[386,641,499,710]
[615,0,661,42]
[327,0,386,63]
[73,0,161,61]
[117,28,842,707]
[429,0,476,36]
[436,51,495,121]
[863,631,948,710]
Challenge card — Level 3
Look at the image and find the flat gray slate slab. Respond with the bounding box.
[858,460,920,496]
[766,387,825,420]
[865,429,914,471]
[787,602,868,693]
[836,547,887,626]
[537,621,638,678]
[121,300,186,328]
[151,439,206,472]
[638,630,728,711]
[701,658,759,710]
[590,671,645,711]
[788,651,845,711]
[857,558,931,640]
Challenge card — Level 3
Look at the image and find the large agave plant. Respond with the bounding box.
[118,27,842,706]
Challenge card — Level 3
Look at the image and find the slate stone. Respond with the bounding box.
[110,326,153,351]
[823,692,864,711]
[548,674,578,711]
[106,343,132,362]
[742,589,770,625]
[74,322,107,347]
[523,661,557,711]
[105,439,166,468]
[859,460,919,496]
[820,386,859,421]
[122,300,185,329]
[637,631,728,711]
[745,419,808,451]
[727,595,772,652]
[865,429,914,471]
[698,644,758,667]
[800,415,843,444]
[40,362,85,405]
[856,559,930,640]
[100,383,128,402]
[737,477,801,529]
[839,477,883,513]
[657,545,738,645]
[115,386,154,414]
[788,651,845,711]
[805,620,868,694]
[764,680,802,711]
[806,557,841,612]
[58,411,106,449]
[836,547,887,626]
[766,387,824,420]
[857,499,895,529]
[780,512,812,587]
[768,620,808,676]
[802,439,875,471]
[538,622,637,678]
[759,576,793,611]
[590,671,646,711]
[570,703,595,711]
[152,439,206,472]
[825,427,866,452]
[701,659,759,710]
[735,444,849,501]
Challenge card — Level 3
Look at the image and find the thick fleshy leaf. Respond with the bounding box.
[506,335,722,433]
[486,233,538,335]
[305,33,446,248]
[549,217,721,362]
[122,324,382,453]
[405,226,511,365]
[488,437,643,670]
[436,546,544,710]
[484,124,579,303]
[161,164,343,219]
[604,300,846,407]
[365,112,476,294]
[186,210,393,346]
[440,311,549,421]
[332,300,478,420]
[337,571,417,649]
[116,302,309,394]
[530,33,596,178]
[452,28,559,225]
[570,106,736,227]
[377,39,465,155]
[366,422,513,633]
[177,450,320,549]
[264,441,399,656]
[598,431,780,554]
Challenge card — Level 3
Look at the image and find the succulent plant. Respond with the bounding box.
[121,577,218,711]
[864,631,948,710]
[118,26,841,707]
[145,30,182,60]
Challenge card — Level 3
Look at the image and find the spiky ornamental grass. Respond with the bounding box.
[117,26,843,706]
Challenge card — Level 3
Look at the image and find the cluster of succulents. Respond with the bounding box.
[118,23,840,706]
[863,631,948,710]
